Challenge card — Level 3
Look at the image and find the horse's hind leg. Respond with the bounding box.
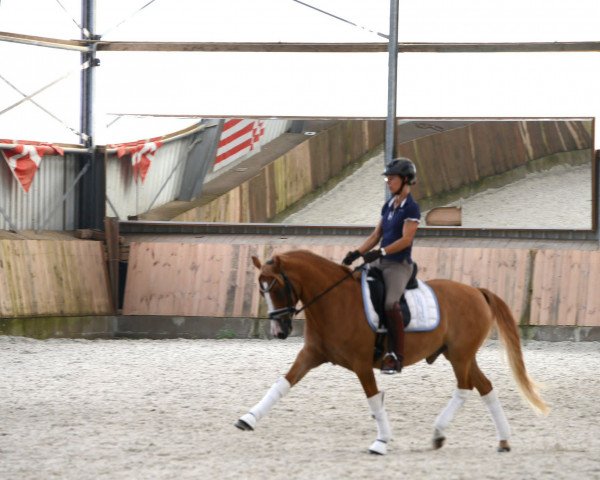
[471,361,511,452]
[432,389,471,449]
[432,356,472,449]
[235,346,324,431]
[355,366,392,455]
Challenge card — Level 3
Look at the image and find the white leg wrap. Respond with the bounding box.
[433,389,470,439]
[248,377,291,422]
[481,389,511,441]
[367,391,392,455]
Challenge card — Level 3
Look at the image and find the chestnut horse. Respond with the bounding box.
[235,250,548,455]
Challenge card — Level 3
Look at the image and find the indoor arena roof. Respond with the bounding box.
[1,0,600,145]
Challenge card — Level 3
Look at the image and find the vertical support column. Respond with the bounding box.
[385,0,400,165]
[384,0,400,201]
[80,0,95,151]
[78,0,105,229]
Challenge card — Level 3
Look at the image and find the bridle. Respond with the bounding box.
[259,263,357,321]
[259,270,299,321]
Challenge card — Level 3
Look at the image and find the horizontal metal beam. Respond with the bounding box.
[0,31,88,52]
[398,41,600,53]
[96,41,600,53]
[107,115,594,123]
[119,220,598,241]
[417,227,597,241]
[97,41,383,53]
[0,142,87,153]
[3,31,600,54]
[120,221,374,236]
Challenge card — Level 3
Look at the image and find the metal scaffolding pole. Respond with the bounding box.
[78,0,105,230]
[80,0,95,148]
[385,0,399,165]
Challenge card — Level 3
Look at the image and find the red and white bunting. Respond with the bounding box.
[114,140,163,183]
[1,141,64,193]
[214,119,265,171]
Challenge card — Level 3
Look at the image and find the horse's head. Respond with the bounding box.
[252,255,298,340]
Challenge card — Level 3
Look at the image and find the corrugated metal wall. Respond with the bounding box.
[211,119,292,173]
[0,153,79,231]
[105,135,194,219]
[106,120,291,219]
[258,119,292,149]
[0,120,292,228]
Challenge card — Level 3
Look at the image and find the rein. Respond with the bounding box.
[293,267,357,315]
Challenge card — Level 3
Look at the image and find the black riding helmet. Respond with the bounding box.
[382,157,417,185]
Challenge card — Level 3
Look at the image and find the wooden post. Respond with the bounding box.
[104,216,120,313]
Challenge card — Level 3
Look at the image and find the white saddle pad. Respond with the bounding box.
[362,271,440,333]
[403,280,440,332]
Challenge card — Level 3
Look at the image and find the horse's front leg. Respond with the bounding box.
[235,346,324,431]
[356,367,392,455]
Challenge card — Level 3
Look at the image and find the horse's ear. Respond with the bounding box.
[251,256,262,270]
[272,255,281,270]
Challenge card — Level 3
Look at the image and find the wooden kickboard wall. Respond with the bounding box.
[530,249,600,327]
[1,239,597,327]
[122,242,600,327]
[0,240,113,317]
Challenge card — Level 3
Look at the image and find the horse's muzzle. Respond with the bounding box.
[270,315,293,339]
[267,305,296,339]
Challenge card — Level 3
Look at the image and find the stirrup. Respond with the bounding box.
[381,352,402,374]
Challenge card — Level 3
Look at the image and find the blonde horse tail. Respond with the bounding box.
[479,288,550,416]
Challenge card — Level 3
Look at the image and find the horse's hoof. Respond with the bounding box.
[432,436,445,450]
[368,439,387,455]
[497,441,511,453]
[234,413,256,431]
[234,419,252,431]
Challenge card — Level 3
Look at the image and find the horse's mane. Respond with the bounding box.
[278,249,354,276]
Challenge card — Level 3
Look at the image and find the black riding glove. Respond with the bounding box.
[362,249,383,264]
[342,250,361,266]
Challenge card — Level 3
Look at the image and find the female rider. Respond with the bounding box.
[342,157,420,374]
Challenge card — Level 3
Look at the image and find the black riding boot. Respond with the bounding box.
[381,301,405,374]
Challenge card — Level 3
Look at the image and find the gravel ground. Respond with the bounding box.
[1,336,599,480]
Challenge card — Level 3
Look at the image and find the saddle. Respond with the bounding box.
[360,263,440,360]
